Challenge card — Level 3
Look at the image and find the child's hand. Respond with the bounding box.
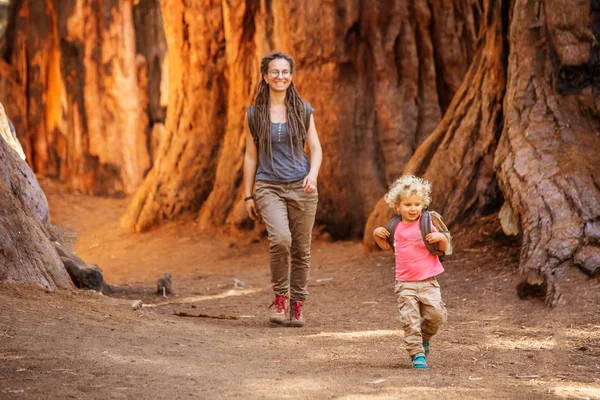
[425,232,446,244]
[373,227,390,240]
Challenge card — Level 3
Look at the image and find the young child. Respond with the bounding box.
[373,174,448,369]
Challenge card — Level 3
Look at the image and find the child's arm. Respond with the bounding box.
[373,227,392,251]
[425,232,448,252]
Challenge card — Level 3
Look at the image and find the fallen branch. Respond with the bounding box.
[173,311,238,320]
[143,288,262,308]
[515,375,539,379]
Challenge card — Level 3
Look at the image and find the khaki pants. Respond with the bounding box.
[394,277,447,357]
[255,180,318,301]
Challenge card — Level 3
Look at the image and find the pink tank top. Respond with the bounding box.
[394,217,444,282]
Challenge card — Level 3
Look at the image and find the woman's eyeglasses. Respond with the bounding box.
[268,69,291,78]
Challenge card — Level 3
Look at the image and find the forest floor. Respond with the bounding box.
[1,178,599,400]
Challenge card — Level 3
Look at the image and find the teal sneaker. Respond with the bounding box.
[412,353,427,369]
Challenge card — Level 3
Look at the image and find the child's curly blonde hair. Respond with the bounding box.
[384,174,432,209]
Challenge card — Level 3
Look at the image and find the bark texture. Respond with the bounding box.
[120,0,228,232]
[0,106,73,291]
[133,0,168,161]
[365,0,600,305]
[364,0,506,250]
[495,0,600,305]
[0,60,25,143]
[4,0,150,196]
[123,0,481,236]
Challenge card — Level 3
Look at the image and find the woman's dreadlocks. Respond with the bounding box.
[251,51,308,164]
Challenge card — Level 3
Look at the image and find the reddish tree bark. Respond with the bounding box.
[0,60,25,140]
[495,0,600,305]
[364,0,505,250]
[3,0,151,196]
[133,0,168,161]
[121,0,228,232]
[123,0,481,236]
[365,0,600,305]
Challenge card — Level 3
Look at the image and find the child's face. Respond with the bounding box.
[395,193,424,223]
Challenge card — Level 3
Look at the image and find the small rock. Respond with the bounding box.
[131,300,143,310]
[233,278,245,290]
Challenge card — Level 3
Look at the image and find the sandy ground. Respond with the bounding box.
[1,178,599,399]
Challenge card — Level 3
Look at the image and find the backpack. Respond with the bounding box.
[385,209,453,259]
[247,102,312,143]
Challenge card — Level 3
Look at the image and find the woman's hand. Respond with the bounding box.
[245,198,259,221]
[303,172,318,193]
[373,227,390,240]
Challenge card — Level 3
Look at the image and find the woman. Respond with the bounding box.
[243,51,323,327]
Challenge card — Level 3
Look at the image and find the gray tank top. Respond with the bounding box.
[248,103,314,183]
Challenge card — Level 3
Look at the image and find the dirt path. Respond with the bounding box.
[1,180,599,399]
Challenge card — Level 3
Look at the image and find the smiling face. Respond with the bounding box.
[395,193,425,224]
[263,58,292,93]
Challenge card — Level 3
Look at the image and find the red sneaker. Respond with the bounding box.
[289,300,305,327]
[269,295,287,324]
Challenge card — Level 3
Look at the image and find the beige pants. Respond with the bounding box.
[394,277,447,357]
[255,179,318,301]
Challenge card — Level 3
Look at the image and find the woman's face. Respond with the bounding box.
[264,58,292,93]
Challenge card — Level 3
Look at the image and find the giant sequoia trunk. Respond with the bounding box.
[122,0,481,235]
[364,0,506,248]
[120,0,228,232]
[133,0,168,161]
[4,0,151,196]
[495,0,600,305]
[0,104,73,290]
[0,102,108,292]
[365,0,600,305]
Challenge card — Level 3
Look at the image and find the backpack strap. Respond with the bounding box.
[420,210,444,256]
[385,215,402,251]
[429,210,453,257]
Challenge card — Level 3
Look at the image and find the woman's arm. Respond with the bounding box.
[303,114,322,193]
[243,112,259,220]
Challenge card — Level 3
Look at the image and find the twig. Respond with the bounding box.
[173,311,237,320]
[515,347,535,351]
[1,330,14,338]
[143,288,261,308]
[515,375,539,379]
